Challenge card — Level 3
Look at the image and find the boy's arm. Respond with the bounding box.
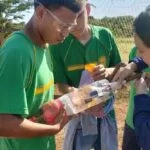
[0,114,68,138]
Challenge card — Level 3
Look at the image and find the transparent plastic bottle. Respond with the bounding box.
[58,79,121,116]
[29,79,121,124]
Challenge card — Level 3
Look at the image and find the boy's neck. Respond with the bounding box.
[24,18,47,48]
[76,25,91,45]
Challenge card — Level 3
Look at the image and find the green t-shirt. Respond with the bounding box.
[50,25,121,118]
[0,31,55,150]
[126,47,150,129]
[51,25,121,87]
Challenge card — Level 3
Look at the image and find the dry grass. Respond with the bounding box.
[115,87,130,150]
[116,37,134,62]
[55,38,133,150]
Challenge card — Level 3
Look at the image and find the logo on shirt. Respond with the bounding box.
[98,56,107,66]
[68,64,85,71]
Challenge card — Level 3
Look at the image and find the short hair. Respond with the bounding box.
[34,0,85,13]
[34,1,61,10]
[133,5,150,48]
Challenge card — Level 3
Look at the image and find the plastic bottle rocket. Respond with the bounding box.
[58,78,122,116]
[29,64,122,124]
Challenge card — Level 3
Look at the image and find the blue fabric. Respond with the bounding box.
[63,97,118,150]
[100,115,118,150]
[134,94,150,150]
[63,71,118,150]
[35,0,83,12]
[73,118,102,150]
[130,57,148,72]
[103,96,115,115]
[63,117,99,150]
[80,96,115,136]
[73,128,98,150]
[93,118,101,150]
[80,114,98,136]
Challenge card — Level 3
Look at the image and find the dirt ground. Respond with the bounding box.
[55,87,130,150]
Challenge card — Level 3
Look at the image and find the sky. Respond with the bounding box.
[89,0,150,18]
[23,0,150,23]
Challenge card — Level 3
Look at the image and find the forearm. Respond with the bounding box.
[0,114,61,138]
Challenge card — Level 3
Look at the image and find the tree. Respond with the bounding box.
[0,0,32,37]
[89,16,134,38]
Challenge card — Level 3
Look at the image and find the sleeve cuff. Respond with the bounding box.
[129,57,148,72]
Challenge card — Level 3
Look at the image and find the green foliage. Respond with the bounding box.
[89,16,134,38]
[0,0,32,37]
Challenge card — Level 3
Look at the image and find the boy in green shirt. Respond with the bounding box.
[122,47,150,150]
[0,0,85,150]
[51,2,121,150]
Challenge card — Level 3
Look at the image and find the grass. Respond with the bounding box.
[116,37,134,62]
[55,37,133,150]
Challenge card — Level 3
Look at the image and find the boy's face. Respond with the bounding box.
[36,5,81,44]
[71,3,90,37]
[134,33,150,65]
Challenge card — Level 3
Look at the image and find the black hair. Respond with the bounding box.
[34,1,61,11]
[34,0,85,13]
[133,5,150,48]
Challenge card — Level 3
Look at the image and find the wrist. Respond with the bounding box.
[46,124,60,135]
[126,62,137,72]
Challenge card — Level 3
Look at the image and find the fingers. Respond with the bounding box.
[53,107,65,124]
[91,64,106,80]
[112,67,124,82]
[59,111,71,128]
[112,66,133,83]
[142,72,146,78]
[135,73,146,85]
[112,70,120,82]
[92,65,105,74]
[92,72,106,81]
[134,73,149,95]
[145,77,150,88]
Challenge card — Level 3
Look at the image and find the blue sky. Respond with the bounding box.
[23,0,150,23]
[89,0,150,18]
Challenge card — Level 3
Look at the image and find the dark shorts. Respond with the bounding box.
[122,123,141,150]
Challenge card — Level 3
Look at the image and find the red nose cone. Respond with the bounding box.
[42,100,64,124]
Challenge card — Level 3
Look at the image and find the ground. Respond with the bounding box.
[115,88,129,150]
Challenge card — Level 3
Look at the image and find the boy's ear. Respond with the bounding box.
[86,3,91,16]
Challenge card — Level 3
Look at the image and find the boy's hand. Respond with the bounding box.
[113,62,137,83]
[135,73,149,95]
[54,108,70,132]
[91,64,114,81]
